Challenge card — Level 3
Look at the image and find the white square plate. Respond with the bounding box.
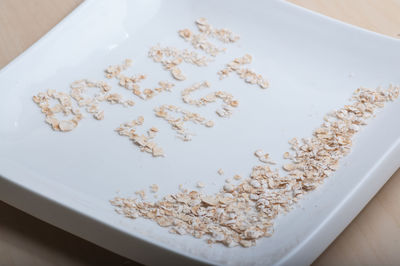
[0,0,399,265]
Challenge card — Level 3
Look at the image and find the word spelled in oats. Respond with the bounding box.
[148,45,211,81]
[181,81,239,118]
[33,89,83,132]
[154,104,214,141]
[218,54,269,89]
[111,85,399,247]
[115,116,164,157]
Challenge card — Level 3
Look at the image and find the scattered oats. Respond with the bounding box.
[217,169,224,175]
[150,184,159,193]
[283,152,290,159]
[225,178,232,183]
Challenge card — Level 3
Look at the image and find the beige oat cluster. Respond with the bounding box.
[33,89,83,132]
[218,54,269,89]
[178,18,239,56]
[105,59,132,79]
[145,81,176,99]
[148,45,211,81]
[279,85,400,190]
[154,104,214,141]
[178,28,226,57]
[70,79,134,120]
[181,81,239,118]
[111,85,399,248]
[115,116,164,157]
[195,17,240,43]
[117,73,147,97]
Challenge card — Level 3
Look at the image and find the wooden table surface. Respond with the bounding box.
[0,0,399,265]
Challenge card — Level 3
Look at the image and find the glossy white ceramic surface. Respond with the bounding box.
[0,0,399,265]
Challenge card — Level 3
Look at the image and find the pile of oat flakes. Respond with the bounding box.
[111,86,399,247]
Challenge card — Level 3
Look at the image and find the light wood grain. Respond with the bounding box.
[0,0,399,265]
